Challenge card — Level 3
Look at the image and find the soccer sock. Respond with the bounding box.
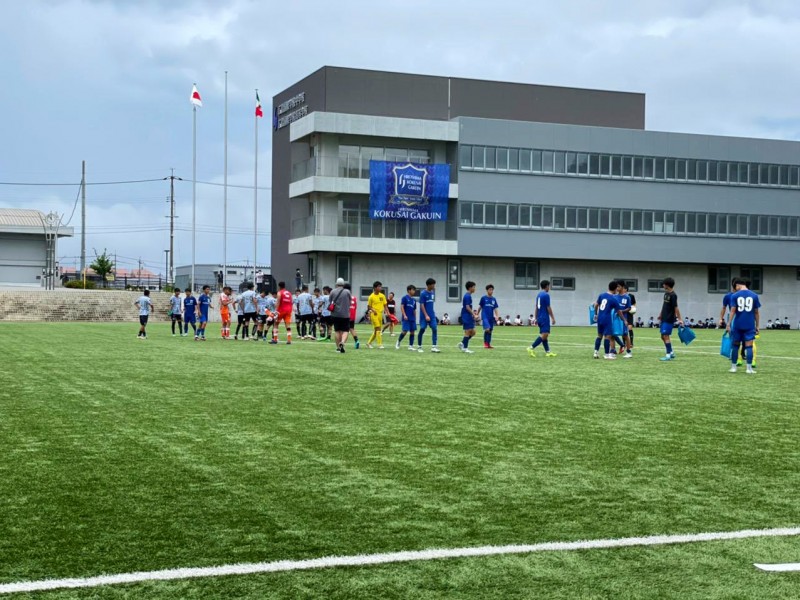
[614,335,625,348]
[409,333,415,346]
[665,342,673,355]
[171,321,176,334]
[603,339,610,354]
[746,346,754,365]
[368,332,376,345]
[594,337,602,351]
[287,329,292,342]
[418,329,425,346]
[532,336,542,349]
[377,331,383,346]
[543,340,550,352]
[191,323,197,334]
[273,329,278,342]
[487,331,492,345]
[731,345,740,364]
[398,332,406,344]
[432,328,438,346]
[629,330,635,346]
[462,335,470,348]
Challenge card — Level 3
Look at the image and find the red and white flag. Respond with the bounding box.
[255,91,263,118]
[190,84,202,107]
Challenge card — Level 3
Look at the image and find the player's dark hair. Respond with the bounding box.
[278,281,285,289]
[620,282,628,291]
[323,286,331,293]
[313,288,320,293]
[465,281,476,289]
[343,283,352,291]
[202,285,210,291]
[185,287,191,293]
[662,277,675,288]
[540,280,550,289]
[407,284,416,291]
[373,281,382,288]
[426,277,436,286]
[302,284,308,291]
[247,282,254,290]
[608,280,619,291]
[143,289,150,296]
[486,284,494,290]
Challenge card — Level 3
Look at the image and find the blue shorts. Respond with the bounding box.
[538,321,551,334]
[660,322,674,336]
[199,314,208,324]
[462,317,475,330]
[184,313,196,324]
[482,317,494,330]
[597,322,613,337]
[420,318,436,330]
[402,320,416,332]
[731,328,756,344]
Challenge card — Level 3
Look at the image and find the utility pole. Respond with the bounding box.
[165,169,181,286]
[80,160,86,276]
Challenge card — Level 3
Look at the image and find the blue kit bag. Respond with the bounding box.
[677,325,696,345]
[720,332,732,357]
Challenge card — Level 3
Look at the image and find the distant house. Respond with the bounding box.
[0,208,74,287]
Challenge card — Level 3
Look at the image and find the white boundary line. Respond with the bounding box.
[754,562,800,572]
[2,526,798,594]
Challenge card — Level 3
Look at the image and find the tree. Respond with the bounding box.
[90,249,115,288]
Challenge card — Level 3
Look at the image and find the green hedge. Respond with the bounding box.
[64,280,96,289]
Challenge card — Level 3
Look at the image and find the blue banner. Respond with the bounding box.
[369,160,450,220]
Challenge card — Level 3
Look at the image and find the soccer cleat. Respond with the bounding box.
[746,367,756,374]
[172,333,176,337]
[463,349,474,354]
[659,355,672,361]
[286,341,291,345]
[431,347,440,353]
[194,336,199,341]
[593,351,599,359]
[233,335,238,340]
[417,347,424,353]
[622,353,632,359]
[268,340,278,344]
[729,365,738,373]
[736,360,743,366]
[339,343,345,353]
[605,354,616,360]
[458,342,464,350]
[367,343,374,349]
[395,340,401,350]
[408,346,417,351]
[545,352,557,357]
[670,353,676,359]
[378,345,385,350]
[355,340,360,349]
[527,348,536,358]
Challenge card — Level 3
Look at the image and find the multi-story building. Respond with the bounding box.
[272,67,800,324]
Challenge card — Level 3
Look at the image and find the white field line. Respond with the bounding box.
[1,526,799,594]
[754,563,800,572]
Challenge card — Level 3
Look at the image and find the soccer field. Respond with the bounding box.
[2,323,800,598]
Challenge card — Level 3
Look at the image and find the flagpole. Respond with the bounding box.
[192,98,197,292]
[223,71,228,289]
[253,88,258,282]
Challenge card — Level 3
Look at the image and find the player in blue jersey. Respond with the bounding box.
[593,280,626,360]
[616,283,633,358]
[478,284,500,349]
[458,281,477,354]
[135,289,152,339]
[183,288,198,338]
[718,278,750,366]
[395,284,418,351]
[727,278,760,374]
[529,280,557,357]
[658,277,683,361]
[418,278,440,353]
[196,285,212,340]
[169,288,183,336]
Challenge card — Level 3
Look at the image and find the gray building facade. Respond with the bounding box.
[272,67,800,324]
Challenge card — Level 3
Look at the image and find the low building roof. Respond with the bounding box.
[0,208,74,236]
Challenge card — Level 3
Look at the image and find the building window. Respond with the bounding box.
[618,279,638,292]
[647,279,664,292]
[447,258,461,302]
[739,267,762,293]
[550,277,575,291]
[307,256,316,285]
[708,266,731,293]
[514,260,539,289]
[336,255,351,285]
[359,286,372,300]
[459,145,472,169]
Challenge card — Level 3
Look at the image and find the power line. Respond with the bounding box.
[185,179,272,191]
[0,178,165,186]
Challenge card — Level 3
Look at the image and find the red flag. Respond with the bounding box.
[190,84,202,107]
[255,91,263,118]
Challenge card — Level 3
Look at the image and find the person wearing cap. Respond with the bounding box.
[328,278,352,353]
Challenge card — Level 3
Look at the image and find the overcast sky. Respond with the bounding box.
[2,0,799,276]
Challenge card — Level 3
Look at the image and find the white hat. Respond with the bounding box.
[335,277,345,286]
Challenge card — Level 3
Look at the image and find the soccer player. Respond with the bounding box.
[318,286,332,341]
[382,291,397,337]
[719,278,749,367]
[616,283,633,358]
[239,282,258,341]
[657,277,683,361]
[310,288,324,340]
[272,281,294,344]
[219,286,233,339]
[196,285,212,340]
[233,290,245,340]
[297,285,314,339]
[622,282,636,350]
[479,284,500,349]
[593,280,626,360]
[458,281,477,354]
[346,283,360,349]
[169,288,183,336]
[135,289,152,339]
[727,278,760,374]
[183,288,198,338]
[418,277,440,353]
[529,280,557,357]
[255,290,269,340]
[395,284,418,350]
[366,281,389,349]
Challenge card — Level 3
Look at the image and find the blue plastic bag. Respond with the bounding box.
[612,313,626,336]
[720,332,732,357]
[588,305,595,325]
[677,325,696,345]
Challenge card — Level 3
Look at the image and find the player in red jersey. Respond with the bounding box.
[344,282,360,349]
[271,281,294,344]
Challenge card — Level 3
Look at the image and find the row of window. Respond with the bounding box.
[459,202,800,240]
[514,264,764,293]
[338,145,430,180]
[459,144,800,189]
[338,199,457,240]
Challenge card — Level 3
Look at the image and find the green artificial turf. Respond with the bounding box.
[1,323,799,598]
